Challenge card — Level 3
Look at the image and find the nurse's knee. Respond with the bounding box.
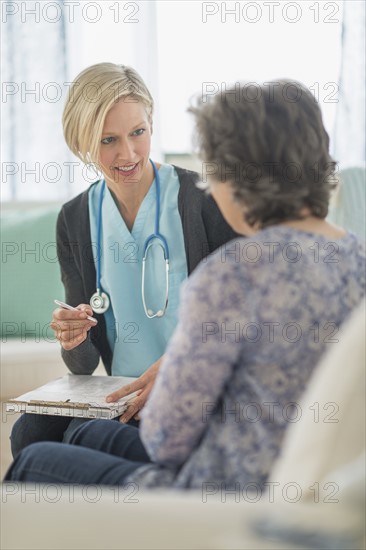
[10,414,71,458]
[10,414,40,458]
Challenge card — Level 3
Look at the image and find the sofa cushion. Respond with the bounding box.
[1,206,64,339]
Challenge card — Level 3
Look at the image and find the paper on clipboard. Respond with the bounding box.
[6,374,138,420]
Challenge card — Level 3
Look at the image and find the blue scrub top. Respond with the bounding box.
[88,164,188,376]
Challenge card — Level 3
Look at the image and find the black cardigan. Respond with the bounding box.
[56,165,239,375]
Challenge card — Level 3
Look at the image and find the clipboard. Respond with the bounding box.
[6,374,138,420]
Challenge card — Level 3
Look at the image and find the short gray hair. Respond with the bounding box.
[189,79,337,228]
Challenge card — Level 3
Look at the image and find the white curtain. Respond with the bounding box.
[1,0,73,201]
[333,1,366,168]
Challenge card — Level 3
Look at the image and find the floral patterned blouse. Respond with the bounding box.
[127,227,366,489]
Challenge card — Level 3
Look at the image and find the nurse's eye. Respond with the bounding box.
[131,128,145,137]
[101,137,115,145]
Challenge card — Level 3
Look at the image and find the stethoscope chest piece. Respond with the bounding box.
[90,290,110,314]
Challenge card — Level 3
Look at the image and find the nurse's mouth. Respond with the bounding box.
[114,163,138,176]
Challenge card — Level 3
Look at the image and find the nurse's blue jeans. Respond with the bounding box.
[10,413,139,458]
[10,414,72,458]
[5,419,151,485]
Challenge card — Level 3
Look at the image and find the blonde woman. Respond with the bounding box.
[10,63,237,457]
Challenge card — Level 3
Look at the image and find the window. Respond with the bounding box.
[0,1,350,201]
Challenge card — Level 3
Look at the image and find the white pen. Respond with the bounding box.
[54,300,98,324]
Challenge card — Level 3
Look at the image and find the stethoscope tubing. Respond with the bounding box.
[91,159,170,317]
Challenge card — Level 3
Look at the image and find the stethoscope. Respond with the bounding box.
[90,159,170,319]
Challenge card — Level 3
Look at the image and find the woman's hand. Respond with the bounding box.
[50,304,97,351]
[106,356,163,423]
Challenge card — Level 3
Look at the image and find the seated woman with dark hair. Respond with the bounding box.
[5,80,365,490]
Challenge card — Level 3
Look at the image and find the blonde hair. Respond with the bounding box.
[62,62,154,165]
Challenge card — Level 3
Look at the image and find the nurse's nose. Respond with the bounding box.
[116,138,134,161]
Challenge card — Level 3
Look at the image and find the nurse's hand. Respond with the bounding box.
[50,304,97,351]
[106,356,163,423]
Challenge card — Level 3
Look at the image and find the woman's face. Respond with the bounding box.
[98,98,152,191]
[210,181,256,235]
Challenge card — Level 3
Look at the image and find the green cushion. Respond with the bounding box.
[1,207,64,339]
